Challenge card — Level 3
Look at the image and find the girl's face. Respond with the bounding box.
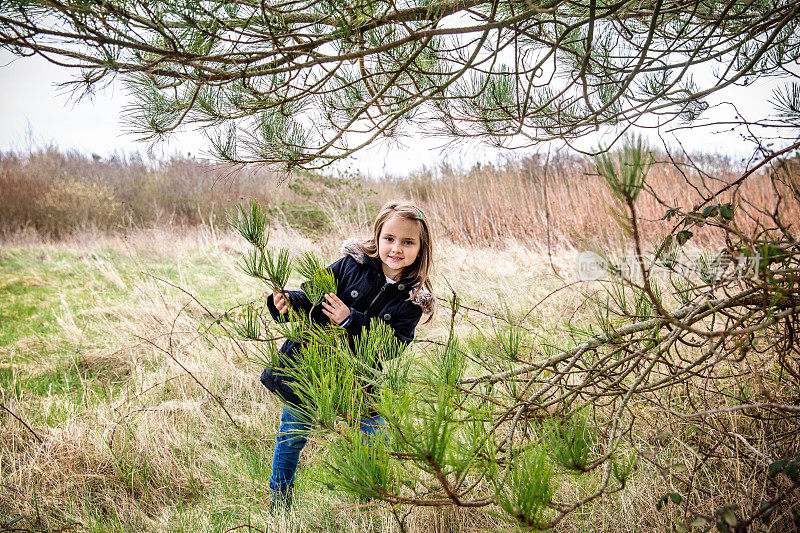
[378,215,422,281]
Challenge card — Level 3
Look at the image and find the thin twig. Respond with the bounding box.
[134,335,243,432]
[0,402,43,444]
[664,403,800,419]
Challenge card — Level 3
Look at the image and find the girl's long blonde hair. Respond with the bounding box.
[358,200,435,317]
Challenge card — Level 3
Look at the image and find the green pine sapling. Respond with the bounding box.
[295,250,338,307]
[230,199,293,294]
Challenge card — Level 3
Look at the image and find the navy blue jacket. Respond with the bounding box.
[259,239,432,406]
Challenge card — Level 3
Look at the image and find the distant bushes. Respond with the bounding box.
[0,147,383,238]
[38,178,123,237]
[1,169,123,238]
[2,144,797,247]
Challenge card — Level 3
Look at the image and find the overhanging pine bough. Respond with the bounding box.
[225,140,800,529]
[2,1,799,169]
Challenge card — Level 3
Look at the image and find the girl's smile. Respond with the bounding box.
[378,215,421,280]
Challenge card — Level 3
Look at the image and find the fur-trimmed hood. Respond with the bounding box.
[341,238,434,309]
[341,237,369,264]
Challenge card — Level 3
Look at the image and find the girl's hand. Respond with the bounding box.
[322,293,351,325]
[272,291,290,315]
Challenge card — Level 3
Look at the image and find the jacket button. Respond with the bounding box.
[397,284,405,291]
[350,290,358,298]
[383,313,391,321]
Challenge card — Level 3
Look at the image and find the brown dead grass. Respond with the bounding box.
[5,145,798,252]
[0,227,612,532]
[0,227,701,533]
[2,143,798,531]
[405,152,800,248]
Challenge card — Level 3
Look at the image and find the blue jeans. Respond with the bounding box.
[269,404,386,492]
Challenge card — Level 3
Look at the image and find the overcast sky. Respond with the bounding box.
[0,48,788,176]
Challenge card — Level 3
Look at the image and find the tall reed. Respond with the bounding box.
[402,152,799,249]
[3,145,796,249]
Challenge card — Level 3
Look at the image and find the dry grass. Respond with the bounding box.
[4,146,797,250]
[5,225,788,532]
[2,145,797,532]
[0,226,664,532]
[402,152,800,248]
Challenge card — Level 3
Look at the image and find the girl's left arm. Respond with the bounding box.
[326,254,424,345]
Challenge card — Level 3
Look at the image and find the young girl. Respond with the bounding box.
[260,200,435,509]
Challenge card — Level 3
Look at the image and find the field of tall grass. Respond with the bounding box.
[3,145,796,247]
[1,146,798,531]
[0,226,668,532]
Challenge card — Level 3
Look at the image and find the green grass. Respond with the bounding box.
[0,242,251,368]
[0,274,59,347]
[1,232,721,533]
[0,248,129,346]
[0,237,290,532]
[0,250,129,421]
